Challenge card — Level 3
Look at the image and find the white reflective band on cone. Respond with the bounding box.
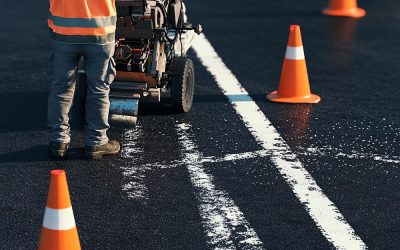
[285,46,305,60]
[42,207,76,230]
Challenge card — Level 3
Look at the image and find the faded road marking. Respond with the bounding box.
[120,125,149,202]
[302,147,400,164]
[177,123,265,249]
[192,34,367,249]
[142,150,270,169]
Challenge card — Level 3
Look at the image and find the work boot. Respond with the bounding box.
[49,142,70,158]
[85,140,121,159]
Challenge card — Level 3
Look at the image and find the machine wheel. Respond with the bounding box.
[170,57,194,113]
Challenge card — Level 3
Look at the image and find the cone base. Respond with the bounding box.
[38,227,81,250]
[322,8,366,18]
[267,91,321,104]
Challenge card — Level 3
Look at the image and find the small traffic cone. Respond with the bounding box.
[38,170,81,250]
[267,25,320,104]
[323,0,366,18]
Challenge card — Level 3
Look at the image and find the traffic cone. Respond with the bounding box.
[323,0,366,18]
[267,25,320,104]
[38,170,81,250]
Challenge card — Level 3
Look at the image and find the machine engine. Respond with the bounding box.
[114,0,200,84]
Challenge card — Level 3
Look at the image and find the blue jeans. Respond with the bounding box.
[47,40,116,146]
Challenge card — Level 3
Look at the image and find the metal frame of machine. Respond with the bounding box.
[108,0,202,126]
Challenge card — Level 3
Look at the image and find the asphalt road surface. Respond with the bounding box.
[1,0,400,249]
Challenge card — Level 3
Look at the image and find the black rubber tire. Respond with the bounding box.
[170,57,195,113]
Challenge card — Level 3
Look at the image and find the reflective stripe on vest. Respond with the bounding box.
[48,0,116,44]
[49,28,115,44]
[48,13,116,28]
[48,19,115,35]
[48,16,116,44]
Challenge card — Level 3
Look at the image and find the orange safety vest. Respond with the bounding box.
[48,0,116,44]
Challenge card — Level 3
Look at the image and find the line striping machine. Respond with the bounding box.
[76,0,202,127]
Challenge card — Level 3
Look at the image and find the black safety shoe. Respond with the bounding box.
[85,140,121,159]
[49,142,70,158]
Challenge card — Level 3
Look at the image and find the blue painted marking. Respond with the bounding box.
[227,94,253,102]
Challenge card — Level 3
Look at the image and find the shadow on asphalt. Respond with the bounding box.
[139,103,176,116]
[139,93,269,115]
[217,10,321,18]
[0,145,86,163]
[0,92,48,133]
[0,91,86,133]
[193,93,268,103]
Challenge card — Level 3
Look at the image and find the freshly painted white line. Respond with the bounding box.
[42,207,76,230]
[142,150,270,169]
[121,125,149,201]
[192,34,366,249]
[303,147,400,164]
[285,46,305,60]
[202,150,269,164]
[121,126,143,158]
[177,123,265,249]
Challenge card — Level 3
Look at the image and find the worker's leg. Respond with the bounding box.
[83,43,116,146]
[47,41,81,144]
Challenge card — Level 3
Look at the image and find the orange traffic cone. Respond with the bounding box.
[38,170,81,250]
[323,0,366,18]
[267,25,320,104]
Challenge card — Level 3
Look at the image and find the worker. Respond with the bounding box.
[47,0,120,159]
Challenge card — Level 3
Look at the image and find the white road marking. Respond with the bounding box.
[121,127,142,158]
[177,123,265,249]
[202,150,269,164]
[120,125,150,202]
[141,150,270,169]
[135,146,400,170]
[303,147,400,164]
[192,34,367,249]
